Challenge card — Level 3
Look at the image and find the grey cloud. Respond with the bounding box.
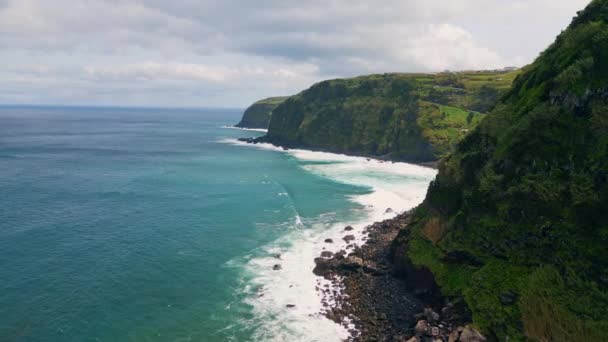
[0,0,593,107]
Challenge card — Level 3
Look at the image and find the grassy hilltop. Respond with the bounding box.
[396,0,608,340]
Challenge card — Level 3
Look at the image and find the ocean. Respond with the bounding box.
[0,106,436,341]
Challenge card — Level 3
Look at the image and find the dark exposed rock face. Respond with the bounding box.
[320,251,334,258]
[343,235,356,243]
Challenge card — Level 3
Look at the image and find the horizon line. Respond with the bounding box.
[0,103,245,111]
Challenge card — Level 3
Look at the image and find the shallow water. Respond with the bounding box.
[0,106,436,341]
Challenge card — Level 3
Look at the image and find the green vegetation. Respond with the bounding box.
[235,96,288,129]
[400,1,608,340]
[265,71,516,163]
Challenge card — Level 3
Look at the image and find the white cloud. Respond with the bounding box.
[404,24,503,71]
[0,0,593,107]
[84,62,232,82]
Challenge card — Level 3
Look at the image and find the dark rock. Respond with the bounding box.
[343,235,356,243]
[324,238,334,243]
[342,256,365,270]
[321,251,334,258]
[414,320,429,336]
[237,137,255,143]
[326,310,340,323]
[385,208,393,213]
[273,264,282,271]
[424,307,440,323]
[344,226,355,231]
[313,257,334,276]
[286,304,296,308]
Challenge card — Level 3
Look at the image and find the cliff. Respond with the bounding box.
[261,71,517,164]
[235,96,288,129]
[394,1,608,340]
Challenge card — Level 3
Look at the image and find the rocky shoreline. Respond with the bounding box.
[312,212,486,342]
[237,137,440,169]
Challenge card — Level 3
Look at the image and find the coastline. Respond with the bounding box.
[222,125,269,133]
[313,212,485,342]
[220,132,438,340]
[228,132,485,341]
[237,136,440,170]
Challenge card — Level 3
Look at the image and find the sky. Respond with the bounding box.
[0,0,592,108]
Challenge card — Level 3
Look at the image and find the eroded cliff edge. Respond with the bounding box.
[235,96,288,129]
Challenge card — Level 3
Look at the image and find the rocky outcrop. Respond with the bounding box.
[235,96,288,129]
[315,212,484,341]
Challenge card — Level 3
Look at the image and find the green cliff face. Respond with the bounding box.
[399,1,608,340]
[265,72,517,163]
[235,96,288,129]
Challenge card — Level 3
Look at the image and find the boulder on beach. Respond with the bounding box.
[342,256,365,270]
[343,235,355,243]
[344,226,354,231]
[324,238,333,243]
[415,320,429,336]
[273,264,282,271]
[321,251,334,258]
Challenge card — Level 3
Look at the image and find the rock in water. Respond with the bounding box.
[343,235,355,243]
[321,251,334,258]
[273,264,282,271]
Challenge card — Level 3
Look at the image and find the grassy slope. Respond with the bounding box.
[266,71,517,163]
[399,1,608,340]
[235,96,288,129]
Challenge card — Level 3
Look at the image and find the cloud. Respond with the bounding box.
[0,0,593,106]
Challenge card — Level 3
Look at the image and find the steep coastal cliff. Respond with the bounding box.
[394,1,608,340]
[235,96,288,129]
[259,71,517,164]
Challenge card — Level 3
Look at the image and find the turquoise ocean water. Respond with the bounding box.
[0,106,436,341]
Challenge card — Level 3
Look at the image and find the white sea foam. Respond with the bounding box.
[221,125,268,133]
[219,138,437,341]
